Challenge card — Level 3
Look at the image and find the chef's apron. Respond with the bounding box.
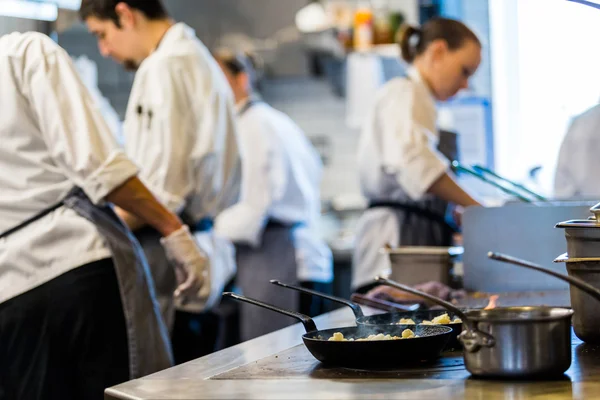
[235,97,301,341]
[0,187,173,379]
[354,129,460,293]
[368,129,459,246]
[235,220,299,342]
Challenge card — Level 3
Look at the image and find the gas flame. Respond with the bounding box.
[484,295,499,310]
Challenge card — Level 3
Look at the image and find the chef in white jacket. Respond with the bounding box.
[0,31,208,399]
[80,0,241,355]
[554,103,600,200]
[353,18,483,292]
[214,51,334,341]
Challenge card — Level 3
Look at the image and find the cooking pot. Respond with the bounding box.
[376,277,574,378]
[490,252,600,346]
[556,202,600,258]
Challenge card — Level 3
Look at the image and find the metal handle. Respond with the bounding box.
[591,202,600,223]
[488,252,600,302]
[452,161,532,203]
[222,292,317,333]
[270,280,364,318]
[375,277,495,353]
[472,164,547,202]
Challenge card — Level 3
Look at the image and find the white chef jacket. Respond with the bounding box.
[352,66,449,290]
[214,100,333,283]
[123,23,241,220]
[0,32,139,304]
[554,104,600,200]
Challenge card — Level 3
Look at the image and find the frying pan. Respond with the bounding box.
[223,292,452,368]
[270,280,464,351]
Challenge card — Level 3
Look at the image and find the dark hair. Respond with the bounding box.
[79,0,168,25]
[398,18,480,64]
[215,51,257,77]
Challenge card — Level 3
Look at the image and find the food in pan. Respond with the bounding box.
[328,329,416,342]
[397,313,462,325]
[421,313,462,325]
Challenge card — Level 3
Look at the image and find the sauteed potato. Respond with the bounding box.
[397,313,462,325]
[328,329,416,342]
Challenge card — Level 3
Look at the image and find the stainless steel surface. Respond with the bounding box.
[382,247,462,286]
[462,307,573,378]
[104,303,600,399]
[463,203,594,292]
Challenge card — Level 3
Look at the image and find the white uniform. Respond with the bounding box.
[554,104,600,200]
[214,99,332,340]
[0,32,139,304]
[352,66,451,290]
[215,100,333,283]
[123,23,241,320]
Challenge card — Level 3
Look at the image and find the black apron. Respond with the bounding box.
[234,98,301,341]
[368,129,460,248]
[0,187,173,379]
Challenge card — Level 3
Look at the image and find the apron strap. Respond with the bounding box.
[368,201,459,234]
[0,188,81,240]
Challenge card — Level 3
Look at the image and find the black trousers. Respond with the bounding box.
[0,258,129,400]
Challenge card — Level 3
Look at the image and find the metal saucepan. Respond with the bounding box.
[223,292,452,368]
[489,251,600,344]
[376,277,574,378]
[270,280,464,351]
[555,202,600,258]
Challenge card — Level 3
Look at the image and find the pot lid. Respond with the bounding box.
[556,201,600,229]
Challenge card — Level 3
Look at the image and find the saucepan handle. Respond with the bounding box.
[223,292,318,333]
[270,280,365,318]
[488,252,600,302]
[375,277,495,353]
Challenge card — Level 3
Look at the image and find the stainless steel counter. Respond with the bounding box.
[106,305,600,400]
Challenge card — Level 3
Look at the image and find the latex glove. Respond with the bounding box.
[160,226,208,301]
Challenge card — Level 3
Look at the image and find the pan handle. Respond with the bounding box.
[223,292,317,333]
[270,280,365,318]
[488,252,600,302]
[375,277,495,353]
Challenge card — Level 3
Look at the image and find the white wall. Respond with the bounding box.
[490,0,600,195]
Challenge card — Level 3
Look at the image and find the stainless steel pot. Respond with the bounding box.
[489,252,600,345]
[554,253,600,344]
[556,202,600,258]
[376,277,573,378]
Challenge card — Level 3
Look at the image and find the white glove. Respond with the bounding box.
[160,226,208,302]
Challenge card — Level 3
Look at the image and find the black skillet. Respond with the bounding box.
[270,280,464,351]
[223,292,452,368]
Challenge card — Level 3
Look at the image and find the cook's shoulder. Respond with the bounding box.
[377,76,415,102]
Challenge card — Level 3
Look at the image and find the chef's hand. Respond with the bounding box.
[160,226,208,300]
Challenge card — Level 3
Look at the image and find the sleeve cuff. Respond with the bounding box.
[214,203,267,247]
[81,150,139,204]
[397,146,449,200]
